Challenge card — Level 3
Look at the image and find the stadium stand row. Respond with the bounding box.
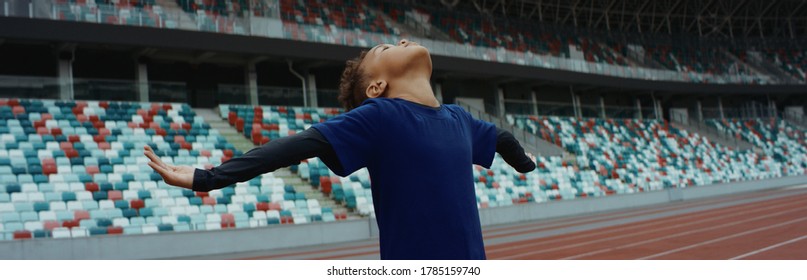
[0,98,348,241]
[509,116,797,194]
[1,98,805,241]
[220,104,807,215]
[706,118,807,174]
[31,0,804,84]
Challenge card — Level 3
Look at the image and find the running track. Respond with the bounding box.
[195,185,807,260]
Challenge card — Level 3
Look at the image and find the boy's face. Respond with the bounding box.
[361,39,432,83]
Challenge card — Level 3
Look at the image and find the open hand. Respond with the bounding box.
[144,145,195,189]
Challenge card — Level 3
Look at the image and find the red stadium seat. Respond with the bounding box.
[228,112,237,125]
[236,118,245,132]
[74,210,90,220]
[335,212,347,220]
[108,191,122,201]
[221,213,235,228]
[43,220,61,231]
[85,182,99,192]
[202,197,216,205]
[64,149,79,158]
[59,141,72,150]
[13,231,32,239]
[130,199,145,209]
[107,227,123,235]
[12,106,25,115]
[42,164,57,176]
[62,220,79,228]
[319,176,332,194]
[86,166,100,175]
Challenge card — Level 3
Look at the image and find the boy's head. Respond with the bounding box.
[338,39,432,111]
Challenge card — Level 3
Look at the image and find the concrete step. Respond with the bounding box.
[670,121,758,152]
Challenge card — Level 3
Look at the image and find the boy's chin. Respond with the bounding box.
[411,45,429,53]
[408,45,431,57]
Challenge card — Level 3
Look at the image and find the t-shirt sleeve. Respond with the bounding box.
[311,102,380,177]
[467,111,497,168]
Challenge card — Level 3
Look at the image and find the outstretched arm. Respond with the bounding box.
[145,128,340,192]
[496,128,536,173]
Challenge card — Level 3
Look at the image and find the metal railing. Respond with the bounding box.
[783,111,807,130]
[681,118,756,151]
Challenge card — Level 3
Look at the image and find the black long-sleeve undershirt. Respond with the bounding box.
[192,127,536,192]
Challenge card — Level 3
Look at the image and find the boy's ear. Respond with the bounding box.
[365,80,387,99]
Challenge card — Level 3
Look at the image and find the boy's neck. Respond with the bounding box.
[386,77,440,108]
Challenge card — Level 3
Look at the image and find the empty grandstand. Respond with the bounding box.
[0,0,805,260]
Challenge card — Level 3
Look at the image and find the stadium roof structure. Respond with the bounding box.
[417,0,807,39]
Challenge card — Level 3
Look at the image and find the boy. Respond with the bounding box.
[145,39,536,259]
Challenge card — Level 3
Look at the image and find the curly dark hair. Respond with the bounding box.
[338,50,370,111]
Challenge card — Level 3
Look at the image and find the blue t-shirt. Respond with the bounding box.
[312,98,497,260]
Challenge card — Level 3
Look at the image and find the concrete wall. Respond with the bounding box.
[0,218,371,259]
[1,175,805,259]
[479,175,807,226]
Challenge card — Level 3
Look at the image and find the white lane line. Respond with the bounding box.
[489,195,807,255]
[558,203,807,260]
[497,199,806,259]
[729,235,807,260]
[638,217,807,260]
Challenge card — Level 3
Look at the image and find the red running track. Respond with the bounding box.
[218,186,807,260]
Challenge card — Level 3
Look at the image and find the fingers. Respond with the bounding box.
[143,145,168,169]
[148,161,174,184]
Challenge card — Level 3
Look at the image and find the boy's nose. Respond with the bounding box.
[398,39,408,46]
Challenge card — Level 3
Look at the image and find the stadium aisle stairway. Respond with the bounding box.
[706,118,807,176]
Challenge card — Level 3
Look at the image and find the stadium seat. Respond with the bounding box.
[52,227,71,239]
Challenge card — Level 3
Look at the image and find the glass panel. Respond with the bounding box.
[258,86,303,106]
[217,84,249,105]
[73,78,137,101]
[504,100,533,116]
[0,75,60,99]
[150,81,188,103]
[535,102,576,118]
